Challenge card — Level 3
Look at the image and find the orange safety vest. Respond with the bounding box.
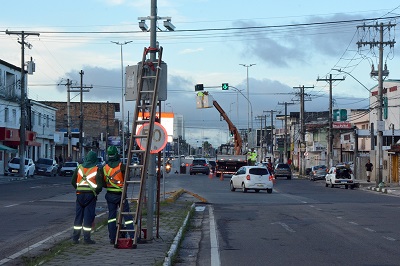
[76,165,99,195]
[103,163,124,193]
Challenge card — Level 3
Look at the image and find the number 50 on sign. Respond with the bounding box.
[136,122,168,154]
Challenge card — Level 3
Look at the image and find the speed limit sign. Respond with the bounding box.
[136,122,168,154]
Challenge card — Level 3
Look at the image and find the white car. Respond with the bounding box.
[59,161,79,176]
[230,166,274,193]
[325,164,356,189]
[5,157,35,178]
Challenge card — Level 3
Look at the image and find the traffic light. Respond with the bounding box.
[222,83,229,90]
[195,84,204,91]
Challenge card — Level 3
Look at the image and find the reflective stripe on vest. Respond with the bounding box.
[103,163,123,193]
[76,166,98,193]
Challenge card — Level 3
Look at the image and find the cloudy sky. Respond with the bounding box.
[1,0,400,147]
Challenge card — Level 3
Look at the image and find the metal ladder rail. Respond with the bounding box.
[114,46,163,248]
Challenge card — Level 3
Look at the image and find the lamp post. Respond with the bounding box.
[229,85,253,147]
[111,40,132,160]
[239,64,255,134]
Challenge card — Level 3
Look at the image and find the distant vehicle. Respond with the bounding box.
[35,158,58,176]
[121,157,139,165]
[325,164,356,189]
[189,158,211,175]
[230,166,273,193]
[59,161,79,176]
[274,163,292,180]
[97,156,105,168]
[309,165,327,181]
[5,157,35,178]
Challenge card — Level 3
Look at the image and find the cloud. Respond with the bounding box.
[179,48,204,54]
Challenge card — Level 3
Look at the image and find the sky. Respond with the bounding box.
[1,0,400,148]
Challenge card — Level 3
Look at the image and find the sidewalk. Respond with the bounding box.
[8,189,197,266]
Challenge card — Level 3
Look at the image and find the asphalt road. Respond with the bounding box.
[1,172,400,266]
[0,174,108,263]
[167,173,400,265]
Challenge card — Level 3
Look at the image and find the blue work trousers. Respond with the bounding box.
[72,193,97,241]
[105,192,135,242]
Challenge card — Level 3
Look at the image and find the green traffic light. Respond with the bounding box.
[222,83,229,90]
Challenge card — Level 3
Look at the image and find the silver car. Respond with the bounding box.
[274,163,292,180]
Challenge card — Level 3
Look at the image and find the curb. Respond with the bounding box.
[367,186,388,193]
[163,203,195,266]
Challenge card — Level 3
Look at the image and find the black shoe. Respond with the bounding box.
[84,239,96,244]
[367,180,370,182]
[110,240,114,244]
[72,239,79,244]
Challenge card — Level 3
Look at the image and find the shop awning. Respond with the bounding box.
[0,144,18,153]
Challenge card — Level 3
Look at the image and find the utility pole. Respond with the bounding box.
[111,41,133,161]
[255,115,267,162]
[60,79,73,159]
[264,110,280,160]
[70,71,92,161]
[293,85,313,176]
[6,30,39,177]
[278,102,295,164]
[317,74,345,168]
[357,22,395,187]
[239,64,256,135]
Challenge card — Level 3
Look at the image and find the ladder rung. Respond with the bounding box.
[126,197,139,201]
[140,90,155,94]
[133,135,147,139]
[131,150,145,154]
[120,212,136,216]
[126,180,141,184]
[135,120,148,124]
[142,76,157,79]
[119,228,135,232]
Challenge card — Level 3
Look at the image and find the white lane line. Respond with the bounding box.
[0,228,70,265]
[4,204,19,208]
[316,208,323,211]
[209,206,221,266]
[349,221,359,225]
[336,216,343,219]
[271,222,296,233]
[309,205,315,208]
[383,236,396,241]
[364,227,376,232]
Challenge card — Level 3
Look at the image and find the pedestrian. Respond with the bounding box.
[103,145,135,245]
[267,158,274,174]
[71,150,103,244]
[58,154,63,165]
[247,148,257,166]
[365,159,373,182]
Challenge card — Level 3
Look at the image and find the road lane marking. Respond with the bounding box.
[209,206,221,266]
[364,227,376,232]
[383,236,396,241]
[349,221,359,225]
[271,222,296,233]
[4,204,18,208]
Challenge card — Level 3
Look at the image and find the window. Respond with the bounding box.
[249,168,269,175]
[4,108,8,122]
[46,115,49,127]
[31,111,35,125]
[12,109,16,125]
[38,113,42,126]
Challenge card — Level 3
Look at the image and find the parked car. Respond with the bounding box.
[35,158,58,176]
[274,163,292,180]
[208,160,216,173]
[59,161,79,176]
[325,164,356,189]
[5,157,35,178]
[309,165,327,181]
[189,158,211,175]
[230,166,273,193]
[97,156,105,168]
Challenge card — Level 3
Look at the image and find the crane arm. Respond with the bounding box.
[212,100,243,155]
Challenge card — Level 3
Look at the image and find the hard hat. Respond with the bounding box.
[107,145,118,156]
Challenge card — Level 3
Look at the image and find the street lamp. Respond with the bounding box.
[239,64,256,133]
[230,86,254,147]
[332,68,371,92]
[111,40,133,161]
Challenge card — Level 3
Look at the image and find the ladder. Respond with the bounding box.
[114,46,163,249]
